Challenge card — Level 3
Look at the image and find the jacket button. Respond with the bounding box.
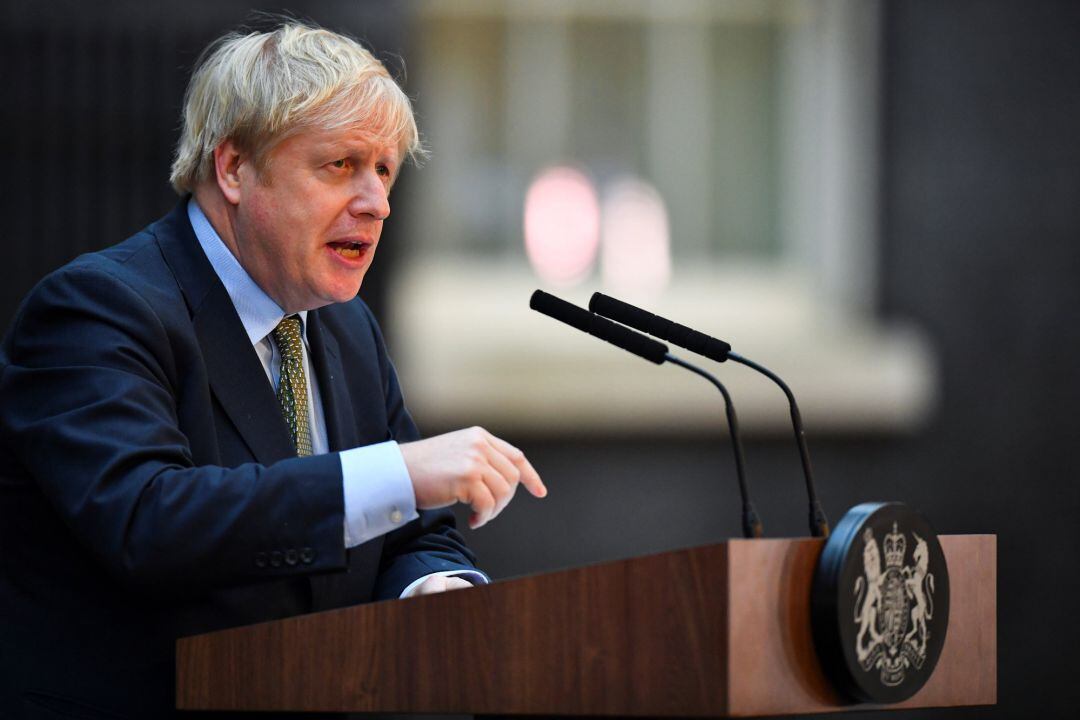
[254,552,268,568]
[300,547,316,564]
[270,550,283,568]
[285,548,299,566]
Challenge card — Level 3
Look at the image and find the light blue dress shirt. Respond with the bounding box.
[186,200,486,594]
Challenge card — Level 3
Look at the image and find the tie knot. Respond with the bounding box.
[271,315,304,357]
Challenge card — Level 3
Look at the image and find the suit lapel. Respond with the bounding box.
[305,312,357,452]
[308,309,393,448]
[306,308,390,611]
[195,292,296,464]
[154,201,295,465]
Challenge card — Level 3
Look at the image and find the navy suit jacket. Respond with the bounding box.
[0,202,478,718]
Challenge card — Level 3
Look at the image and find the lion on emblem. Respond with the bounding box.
[853,529,884,664]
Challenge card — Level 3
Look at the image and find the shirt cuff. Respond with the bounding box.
[398,570,491,598]
[341,441,418,548]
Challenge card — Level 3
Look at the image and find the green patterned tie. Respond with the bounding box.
[271,315,313,457]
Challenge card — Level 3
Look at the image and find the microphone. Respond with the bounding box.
[530,290,763,539]
[590,292,731,363]
[588,292,830,538]
[530,290,668,364]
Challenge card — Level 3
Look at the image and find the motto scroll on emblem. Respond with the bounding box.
[853,523,936,686]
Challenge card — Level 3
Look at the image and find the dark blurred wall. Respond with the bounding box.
[2,1,1079,719]
[878,2,1080,715]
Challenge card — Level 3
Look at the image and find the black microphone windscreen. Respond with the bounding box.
[589,292,731,363]
[530,290,668,364]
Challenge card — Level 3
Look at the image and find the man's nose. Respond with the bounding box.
[348,172,390,221]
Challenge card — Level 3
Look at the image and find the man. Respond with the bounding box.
[0,22,544,719]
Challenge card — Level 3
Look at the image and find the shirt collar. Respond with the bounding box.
[187,198,308,345]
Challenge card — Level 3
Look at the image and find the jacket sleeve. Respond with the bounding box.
[0,264,348,595]
[356,302,482,600]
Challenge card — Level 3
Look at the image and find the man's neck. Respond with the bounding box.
[191,186,240,260]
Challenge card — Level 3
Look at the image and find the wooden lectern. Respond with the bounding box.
[177,535,995,717]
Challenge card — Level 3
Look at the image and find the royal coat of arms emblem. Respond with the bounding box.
[811,502,949,703]
[853,523,936,686]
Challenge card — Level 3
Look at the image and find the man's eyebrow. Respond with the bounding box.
[318,139,399,160]
[315,139,357,153]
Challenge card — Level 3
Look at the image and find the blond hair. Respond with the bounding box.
[169,22,424,194]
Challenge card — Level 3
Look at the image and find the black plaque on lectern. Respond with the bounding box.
[811,502,950,703]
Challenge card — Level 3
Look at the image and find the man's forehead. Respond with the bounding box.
[301,126,402,160]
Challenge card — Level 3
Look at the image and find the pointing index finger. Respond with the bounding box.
[517,455,546,498]
[488,435,546,498]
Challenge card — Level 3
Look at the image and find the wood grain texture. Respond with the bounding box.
[893,534,997,710]
[177,535,995,716]
[178,545,730,715]
[724,535,996,716]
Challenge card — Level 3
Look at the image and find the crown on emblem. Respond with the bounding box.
[883,522,906,568]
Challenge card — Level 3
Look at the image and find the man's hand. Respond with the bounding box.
[412,574,475,596]
[399,427,546,529]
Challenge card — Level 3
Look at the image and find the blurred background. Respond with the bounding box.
[1,1,1077,718]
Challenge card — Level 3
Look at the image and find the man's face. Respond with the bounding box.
[230,126,399,313]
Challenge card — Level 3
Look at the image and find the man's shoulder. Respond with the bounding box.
[42,205,186,292]
[59,228,165,287]
[6,206,192,345]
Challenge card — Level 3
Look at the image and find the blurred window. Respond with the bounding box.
[392,0,937,434]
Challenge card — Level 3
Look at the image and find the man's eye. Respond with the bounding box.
[331,159,348,170]
[377,164,390,177]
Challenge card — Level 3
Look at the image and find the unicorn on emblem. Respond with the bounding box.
[904,532,935,657]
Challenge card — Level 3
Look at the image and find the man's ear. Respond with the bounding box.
[212,140,245,206]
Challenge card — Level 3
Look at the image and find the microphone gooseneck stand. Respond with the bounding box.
[588,291,830,538]
[665,353,762,539]
[726,351,829,538]
[529,290,763,539]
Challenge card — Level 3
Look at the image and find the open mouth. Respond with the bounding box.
[328,241,369,259]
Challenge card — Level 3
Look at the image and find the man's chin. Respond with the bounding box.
[287,285,363,313]
[325,280,366,306]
